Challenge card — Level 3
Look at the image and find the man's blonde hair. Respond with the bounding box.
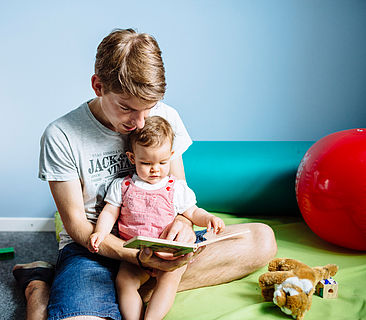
[128,116,174,152]
[95,28,166,102]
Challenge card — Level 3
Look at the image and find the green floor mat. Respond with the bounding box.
[166,214,366,320]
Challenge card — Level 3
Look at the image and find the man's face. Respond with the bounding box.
[99,92,157,134]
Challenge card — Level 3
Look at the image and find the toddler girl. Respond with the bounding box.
[88,115,225,320]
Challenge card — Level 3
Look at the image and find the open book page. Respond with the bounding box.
[123,230,250,256]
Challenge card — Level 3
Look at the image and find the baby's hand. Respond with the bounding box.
[207,216,225,234]
[88,232,106,253]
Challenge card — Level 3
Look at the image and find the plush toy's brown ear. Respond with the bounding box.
[258,274,268,288]
[326,264,338,277]
[261,288,275,302]
[258,273,276,301]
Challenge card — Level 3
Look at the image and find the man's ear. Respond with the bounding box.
[126,151,135,164]
[91,74,103,97]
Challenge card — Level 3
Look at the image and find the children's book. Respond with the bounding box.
[123,230,250,256]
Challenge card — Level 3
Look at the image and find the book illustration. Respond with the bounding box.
[123,230,250,256]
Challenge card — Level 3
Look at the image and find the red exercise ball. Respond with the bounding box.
[296,128,366,251]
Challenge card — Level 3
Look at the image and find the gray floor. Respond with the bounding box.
[0,232,58,320]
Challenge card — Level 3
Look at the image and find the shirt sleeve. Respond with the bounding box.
[38,123,79,181]
[173,180,197,214]
[104,177,125,207]
[170,108,192,160]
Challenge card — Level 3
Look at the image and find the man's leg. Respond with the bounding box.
[139,223,277,302]
[13,261,55,320]
[24,286,109,320]
[62,317,109,319]
[47,243,121,320]
[24,280,50,320]
[178,223,277,291]
[62,317,108,319]
[13,263,112,320]
[17,223,276,319]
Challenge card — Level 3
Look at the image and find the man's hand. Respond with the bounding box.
[159,214,196,243]
[138,215,201,273]
[138,246,204,275]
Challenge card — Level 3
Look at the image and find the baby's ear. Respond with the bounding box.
[126,151,135,164]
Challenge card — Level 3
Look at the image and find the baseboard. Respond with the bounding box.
[0,218,55,232]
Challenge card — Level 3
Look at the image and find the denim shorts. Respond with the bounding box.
[47,230,207,320]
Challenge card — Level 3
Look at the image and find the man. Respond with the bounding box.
[13,28,277,320]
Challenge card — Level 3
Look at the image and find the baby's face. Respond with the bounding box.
[132,140,173,184]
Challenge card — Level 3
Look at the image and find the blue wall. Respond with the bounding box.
[0,0,365,218]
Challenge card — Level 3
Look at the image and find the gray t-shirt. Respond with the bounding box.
[39,100,192,249]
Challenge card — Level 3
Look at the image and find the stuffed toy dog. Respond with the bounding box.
[258,258,338,320]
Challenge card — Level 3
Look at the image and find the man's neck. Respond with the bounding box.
[88,98,113,131]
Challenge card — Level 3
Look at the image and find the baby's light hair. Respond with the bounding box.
[95,28,166,102]
[128,116,174,152]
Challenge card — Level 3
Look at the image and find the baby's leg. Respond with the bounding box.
[116,261,150,320]
[145,265,187,320]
